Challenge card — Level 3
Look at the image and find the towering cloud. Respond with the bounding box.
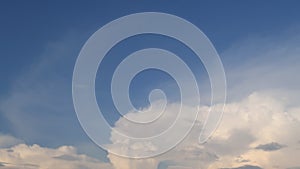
[107,92,300,169]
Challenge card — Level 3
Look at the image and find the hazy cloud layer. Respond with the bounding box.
[0,134,23,148]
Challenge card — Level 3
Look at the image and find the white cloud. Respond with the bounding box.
[0,143,113,169]
[106,91,300,169]
[206,92,300,168]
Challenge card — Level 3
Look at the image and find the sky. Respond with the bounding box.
[1,1,300,169]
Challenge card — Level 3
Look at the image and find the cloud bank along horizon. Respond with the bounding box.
[1,90,300,168]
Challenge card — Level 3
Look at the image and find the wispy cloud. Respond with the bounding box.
[0,133,23,148]
[0,32,108,160]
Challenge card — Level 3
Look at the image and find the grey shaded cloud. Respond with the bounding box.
[221,165,263,169]
[157,160,176,169]
[53,155,78,161]
[23,163,39,168]
[0,162,38,169]
[255,142,286,151]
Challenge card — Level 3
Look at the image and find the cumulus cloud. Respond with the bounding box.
[107,91,300,169]
[106,28,300,167]
[0,143,113,169]
[205,92,300,169]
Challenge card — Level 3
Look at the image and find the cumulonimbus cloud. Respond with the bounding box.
[107,91,300,169]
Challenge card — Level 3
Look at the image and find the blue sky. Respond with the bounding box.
[0,0,299,99]
[1,1,300,169]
